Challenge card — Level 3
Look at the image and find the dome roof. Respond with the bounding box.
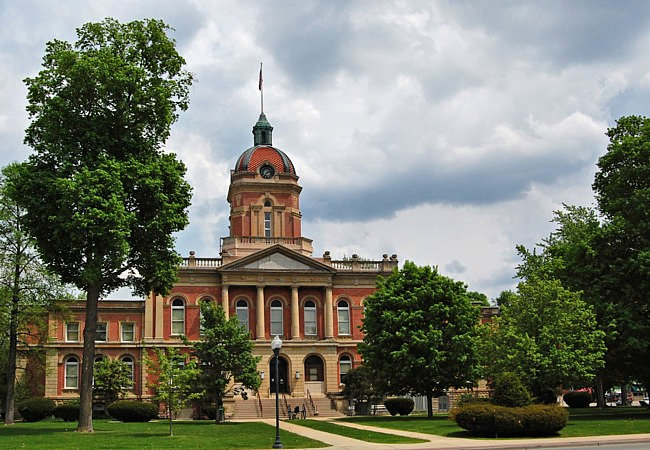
[234,113,296,175]
[235,145,296,175]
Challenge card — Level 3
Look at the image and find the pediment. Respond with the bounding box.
[218,244,335,273]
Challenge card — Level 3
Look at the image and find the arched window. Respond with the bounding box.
[121,355,134,387]
[270,299,283,335]
[171,298,185,335]
[339,355,352,384]
[236,299,249,331]
[337,300,350,335]
[199,297,211,335]
[304,300,317,336]
[64,356,79,389]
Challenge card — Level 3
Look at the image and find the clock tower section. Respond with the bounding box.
[221,113,313,262]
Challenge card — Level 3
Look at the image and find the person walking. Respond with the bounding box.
[301,403,307,419]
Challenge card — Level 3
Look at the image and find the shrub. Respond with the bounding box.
[491,372,532,407]
[18,397,55,422]
[521,404,569,435]
[457,394,492,407]
[534,388,558,405]
[53,401,80,422]
[201,404,217,420]
[563,391,592,408]
[107,400,158,422]
[453,403,568,437]
[383,397,414,416]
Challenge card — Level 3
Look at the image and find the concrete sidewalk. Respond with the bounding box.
[262,417,650,449]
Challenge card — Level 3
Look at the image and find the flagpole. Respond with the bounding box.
[259,62,264,114]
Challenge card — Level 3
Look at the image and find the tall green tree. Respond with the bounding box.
[186,300,260,423]
[0,163,71,424]
[145,347,202,437]
[593,115,650,389]
[359,261,481,417]
[483,278,606,399]
[15,19,193,432]
[92,358,131,406]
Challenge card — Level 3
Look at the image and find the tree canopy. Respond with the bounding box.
[186,300,260,423]
[482,277,605,399]
[0,163,71,424]
[15,18,193,432]
[145,347,202,436]
[359,261,481,417]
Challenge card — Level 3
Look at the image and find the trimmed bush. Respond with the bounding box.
[383,397,414,416]
[53,401,80,422]
[453,403,568,437]
[491,372,532,407]
[18,397,55,422]
[521,404,569,435]
[563,391,592,408]
[107,400,158,422]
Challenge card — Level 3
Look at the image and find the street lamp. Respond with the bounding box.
[271,335,283,449]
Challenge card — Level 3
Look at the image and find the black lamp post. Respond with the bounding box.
[271,335,283,449]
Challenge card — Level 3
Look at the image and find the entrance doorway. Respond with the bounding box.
[269,355,289,394]
[304,354,324,395]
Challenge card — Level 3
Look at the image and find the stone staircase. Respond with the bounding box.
[232,395,342,420]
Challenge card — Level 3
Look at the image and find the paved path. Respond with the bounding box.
[261,418,650,449]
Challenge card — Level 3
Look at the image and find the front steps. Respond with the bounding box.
[232,395,343,420]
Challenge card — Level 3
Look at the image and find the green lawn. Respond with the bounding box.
[0,420,329,449]
[340,407,650,439]
[289,419,427,444]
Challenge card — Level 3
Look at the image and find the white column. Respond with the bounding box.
[154,294,164,340]
[256,285,265,340]
[325,286,333,339]
[144,291,154,339]
[221,285,229,319]
[291,286,300,340]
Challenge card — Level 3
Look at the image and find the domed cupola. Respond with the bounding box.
[234,113,297,177]
[224,112,311,260]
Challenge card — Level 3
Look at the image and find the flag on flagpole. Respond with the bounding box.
[259,63,263,91]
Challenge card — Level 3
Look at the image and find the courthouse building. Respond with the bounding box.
[40,113,404,417]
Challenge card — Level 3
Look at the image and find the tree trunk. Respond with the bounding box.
[4,298,18,424]
[4,253,23,424]
[426,393,433,418]
[596,375,606,408]
[621,383,628,406]
[169,402,173,436]
[77,284,101,433]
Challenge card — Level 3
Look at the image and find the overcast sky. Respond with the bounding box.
[2,0,649,300]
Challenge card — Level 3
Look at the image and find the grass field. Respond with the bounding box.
[289,418,427,444]
[0,420,329,449]
[340,407,650,438]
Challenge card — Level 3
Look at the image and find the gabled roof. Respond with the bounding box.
[218,244,335,273]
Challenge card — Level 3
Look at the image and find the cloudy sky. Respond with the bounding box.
[2,0,649,300]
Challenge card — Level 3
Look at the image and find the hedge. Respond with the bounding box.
[18,397,55,422]
[491,372,531,407]
[563,391,592,408]
[454,403,568,437]
[53,401,80,422]
[383,398,414,416]
[107,400,159,422]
